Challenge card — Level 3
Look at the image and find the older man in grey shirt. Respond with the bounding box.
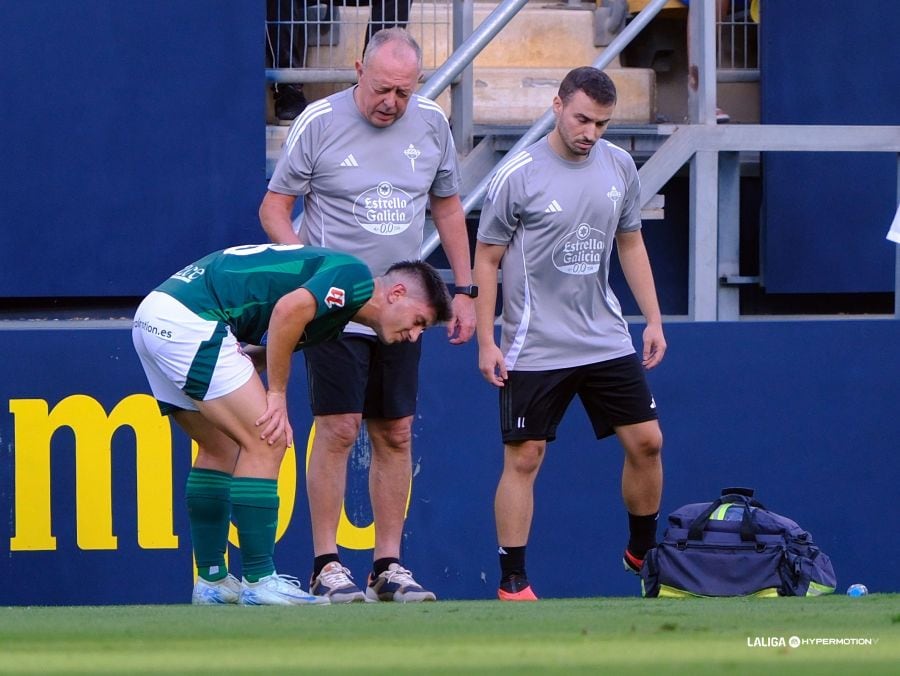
[260,27,475,603]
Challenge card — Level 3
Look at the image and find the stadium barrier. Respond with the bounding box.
[1,320,897,604]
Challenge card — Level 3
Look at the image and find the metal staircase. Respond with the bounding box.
[266,0,900,320]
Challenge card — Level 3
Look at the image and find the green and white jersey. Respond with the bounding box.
[156,244,373,348]
[268,87,460,279]
[477,137,642,371]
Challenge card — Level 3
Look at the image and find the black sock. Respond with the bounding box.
[373,557,401,578]
[313,553,341,580]
[627,511,660,559]
[498,545,527,583]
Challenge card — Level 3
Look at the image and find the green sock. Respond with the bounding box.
[185,468,232,582]
[231,477,279,583]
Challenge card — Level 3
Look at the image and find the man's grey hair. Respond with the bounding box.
[362,27,423,72]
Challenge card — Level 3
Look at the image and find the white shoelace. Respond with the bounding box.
[320,564,356,588]
[383,565,416,587]
[268,573,304,589]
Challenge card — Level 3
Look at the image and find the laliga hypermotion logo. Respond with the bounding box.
[551,223,605,275]
[325,287,346,308]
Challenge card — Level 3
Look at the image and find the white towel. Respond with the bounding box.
[887,203,900,243]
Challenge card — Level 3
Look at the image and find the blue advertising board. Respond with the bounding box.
[0,1,264,297]
[1,320,898,604]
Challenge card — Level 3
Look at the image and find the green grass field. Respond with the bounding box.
[0,596,897,675]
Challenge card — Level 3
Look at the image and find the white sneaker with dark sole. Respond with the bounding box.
[310,562,366,603]
[365,563,436,603]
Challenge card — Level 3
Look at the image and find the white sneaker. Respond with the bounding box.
[365,563,437,603]
[192,574,242,605]
[239,573,329,606]
[310,561,366,603]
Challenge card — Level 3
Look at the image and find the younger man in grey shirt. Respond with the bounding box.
[474,66,667,601]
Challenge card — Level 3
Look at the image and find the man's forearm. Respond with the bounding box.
[259,191,301,244]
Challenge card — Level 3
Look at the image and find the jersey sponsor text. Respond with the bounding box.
[354,182,414,235]
[551,224,606,274]
[171,264,205,283]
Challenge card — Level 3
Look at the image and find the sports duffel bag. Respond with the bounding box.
[641,488,836,598]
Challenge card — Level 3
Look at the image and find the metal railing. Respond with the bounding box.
[265,1,452,84]
[419,0,670,258]
[716,0,759,82]
[267,0,900,321]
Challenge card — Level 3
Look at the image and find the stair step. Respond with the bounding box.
[470,66,655,125]
[301,2,657,125]
[414,3,621,70]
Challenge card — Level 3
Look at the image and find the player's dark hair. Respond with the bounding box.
[558,66,617,107]
[364,27,423,72]
[385,260,453,324]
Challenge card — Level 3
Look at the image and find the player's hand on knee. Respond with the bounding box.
[256,391,293,447]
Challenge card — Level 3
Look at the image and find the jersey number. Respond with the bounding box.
[222,244,305,256]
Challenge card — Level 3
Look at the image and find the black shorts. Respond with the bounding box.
[499,353,658,443]
[303,333,421,419]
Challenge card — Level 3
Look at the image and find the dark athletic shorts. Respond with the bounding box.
[499,353,658,443]
[303,333,422,419]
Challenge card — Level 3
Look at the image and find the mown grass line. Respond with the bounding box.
[0,596,897,674]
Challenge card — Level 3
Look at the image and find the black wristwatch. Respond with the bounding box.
[455,284,479,298]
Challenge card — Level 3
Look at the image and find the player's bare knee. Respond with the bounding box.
[505,442,544,475]
[369,418,413,452]
[626,431,662,464]
[194,440,240,469]
[267,440,289,465]
[315,414,362,449]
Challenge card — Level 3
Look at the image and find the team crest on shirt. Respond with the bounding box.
[325,286,346,308]
[551,223,605,275]
[353,181,414,236]
[403,143,421,171]
[607,185,622,205]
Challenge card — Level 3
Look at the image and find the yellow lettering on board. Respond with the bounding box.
[9,394,178,551]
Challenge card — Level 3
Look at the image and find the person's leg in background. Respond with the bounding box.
[683,0,732,122]
[363,1,412,55]
[266,0,309,123]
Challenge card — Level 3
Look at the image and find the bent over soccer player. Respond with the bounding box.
[473,67,666,601]
[131,244,451,605]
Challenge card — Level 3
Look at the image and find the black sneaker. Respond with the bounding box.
[273,84,307,123]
